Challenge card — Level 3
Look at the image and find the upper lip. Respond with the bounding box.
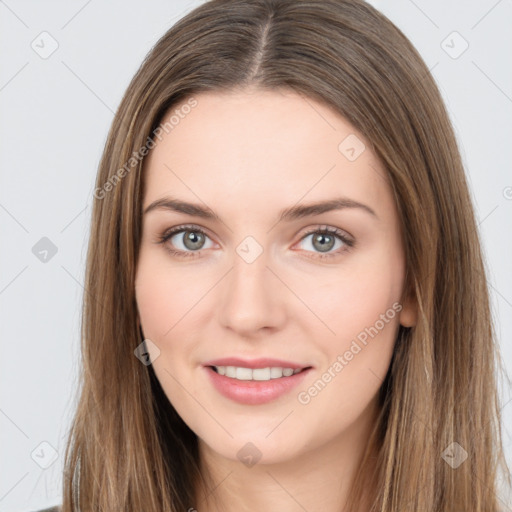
[203,357,312,370]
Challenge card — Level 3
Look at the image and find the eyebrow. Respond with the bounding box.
[143,196,377,222]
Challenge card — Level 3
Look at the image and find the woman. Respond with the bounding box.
[39,0,511,510]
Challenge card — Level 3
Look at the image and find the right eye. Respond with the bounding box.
[157,224,215,258]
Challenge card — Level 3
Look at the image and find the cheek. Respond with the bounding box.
[134,251,215,397]
[135,251,204,341]
[135,271,173,340]
[297,259,403,344]
[295,247,404,394]
[135,254,204,405]
[293,287,401,445]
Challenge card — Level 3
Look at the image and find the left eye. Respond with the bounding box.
[294,227,353,258]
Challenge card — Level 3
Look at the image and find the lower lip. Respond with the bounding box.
[204,366,313,405]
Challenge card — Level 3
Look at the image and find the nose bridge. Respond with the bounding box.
[218,234,285,333]
[229,235,271,300]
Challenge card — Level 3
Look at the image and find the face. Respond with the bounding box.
[135,88,416,466]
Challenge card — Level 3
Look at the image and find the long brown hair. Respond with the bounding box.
[61,0,511,510]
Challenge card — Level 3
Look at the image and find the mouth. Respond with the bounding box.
[203,363,313,405]
[208,365,312,381]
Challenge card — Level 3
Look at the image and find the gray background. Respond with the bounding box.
[1,0,511,510]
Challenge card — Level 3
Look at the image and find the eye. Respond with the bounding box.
[155,224,354,260]
[156,224,215,258]
[295,226,354,260]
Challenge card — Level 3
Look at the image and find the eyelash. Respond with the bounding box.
[155,224,354,260]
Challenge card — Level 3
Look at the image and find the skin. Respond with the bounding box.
[135,88,417,512]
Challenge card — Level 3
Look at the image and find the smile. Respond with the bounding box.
[211,365,305,381]
[204,365,313,405]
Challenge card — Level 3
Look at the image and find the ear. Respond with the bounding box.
[399,292,418,327]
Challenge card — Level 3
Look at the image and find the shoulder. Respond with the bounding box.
[31,506,61,512]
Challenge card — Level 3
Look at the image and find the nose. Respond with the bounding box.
[217,244,287,337]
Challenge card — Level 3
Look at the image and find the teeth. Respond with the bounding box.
[213,365,303,381]
[270,367,283,378]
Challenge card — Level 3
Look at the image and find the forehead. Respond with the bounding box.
[142,89,393,222]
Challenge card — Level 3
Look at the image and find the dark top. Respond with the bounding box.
[31,507,60,512]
